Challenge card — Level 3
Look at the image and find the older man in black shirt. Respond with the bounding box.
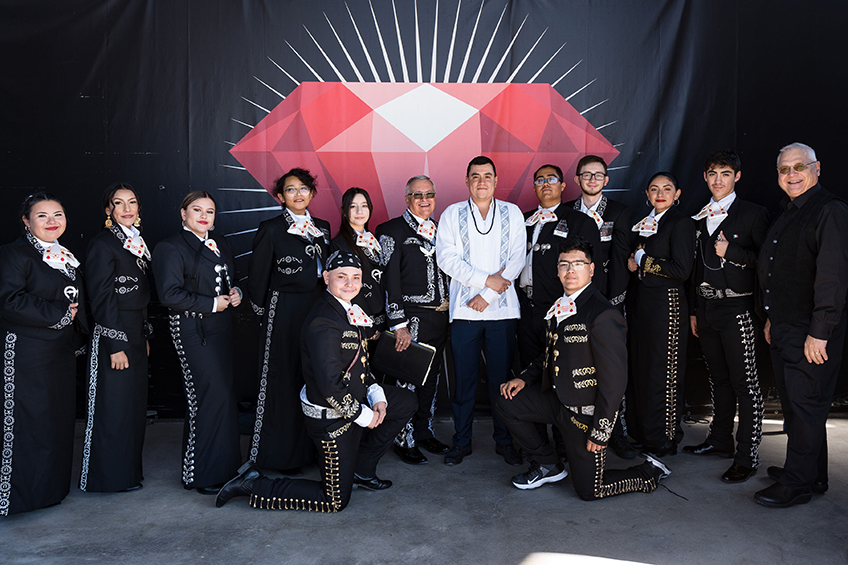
[755,142,848,508]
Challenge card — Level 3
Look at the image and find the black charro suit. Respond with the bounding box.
[496,284,661,500]
[80,226,152,492]
[0,234,88,515]
[629,207,695,452]
[376,210,449,448]
[153,230,242,489]
[247,211,331,470]
[517,204,601,367]
[566,196,632,308]
[247,292,416,512]
[689,196,769,468]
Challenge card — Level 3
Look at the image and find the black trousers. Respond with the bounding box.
[629,284,687,450]
[495,383,658,501]
[770,313,846,488]
[695,297,763,468]
[394,306,448,448]
[250,385,416,512]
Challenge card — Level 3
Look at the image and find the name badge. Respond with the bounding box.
[553,219,569,239]
[600,221,614,242]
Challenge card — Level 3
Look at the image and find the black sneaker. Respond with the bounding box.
[496,443,523,466]
[511,461,568,490]
[644,454,671,482]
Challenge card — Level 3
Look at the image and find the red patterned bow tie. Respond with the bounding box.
[525,209,558,226]
[347,304,373,327]
[692,202,728,221]
[416,220,436,241]
[544,295,577,324]
[204,239,220,256]
[356,231,381,252]
[632,216,659,237]
[288,219,324,238]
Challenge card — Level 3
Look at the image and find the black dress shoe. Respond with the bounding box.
[609,436,638,460]
[495,443,523,466]
[754,482,812,508]
[216,462,262,508]
[681,441,733,458]
[353,474,392,491]
[119,483,143,492]
[196,485,225,495]
[394,444,428,465]
[444,444,472,465]
[418,437,451,455]
[641,440,677,458]
[721,463,756,483]
[767,466,828,494]
[278,467,304,477]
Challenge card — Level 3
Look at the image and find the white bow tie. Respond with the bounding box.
[545,295,577,324]
[416,220,436,241]
[632,216,659,237]
[289,219,324,238]
[525,209,558,226]
[692,202,728,222]
[356,231,381,252]
[346,304,373,327]
[43,243,80,272]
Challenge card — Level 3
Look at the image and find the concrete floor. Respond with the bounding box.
[1,417,847,565]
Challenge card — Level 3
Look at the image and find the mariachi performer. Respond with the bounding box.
[0,193,87,516]
[215,250,416,512]
[153,191,242,494]
[80,182,153,493]
[247,168,330,475]
[330,187,385,331]
[627,172,695,457]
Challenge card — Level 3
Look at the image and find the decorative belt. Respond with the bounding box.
[301,401,342,420]
[565,405,595,416]
[419,301,450,312]
[697,285,752,300]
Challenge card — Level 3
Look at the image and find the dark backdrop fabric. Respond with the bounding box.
[2,0,846,413]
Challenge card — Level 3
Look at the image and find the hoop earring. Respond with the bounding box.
[104,216,113,228]
[674,199,680,207]
[133,216,141,228]
[645,199,650,207]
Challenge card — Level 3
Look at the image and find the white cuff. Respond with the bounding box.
[390,321,408,331]
[367,383,387,407]
[634,248,646,267]
[212,298,218,313]
[354,406,374,428]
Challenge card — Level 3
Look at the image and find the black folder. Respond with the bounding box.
[371,330,437,387]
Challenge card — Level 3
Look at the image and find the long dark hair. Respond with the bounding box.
[20,192,64,233]
[339,187,373,266]
[103,182,143,231]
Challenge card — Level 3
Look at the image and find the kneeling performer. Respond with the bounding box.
[216,250,416,511]
[495,237,669,500]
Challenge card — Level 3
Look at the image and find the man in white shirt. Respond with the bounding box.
[436,156,527,465]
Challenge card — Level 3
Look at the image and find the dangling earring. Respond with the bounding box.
[133,216,141,228]
[104,215,113,228]
[209,224,215,231]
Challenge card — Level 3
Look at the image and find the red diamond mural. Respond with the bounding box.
[231,82,618,229]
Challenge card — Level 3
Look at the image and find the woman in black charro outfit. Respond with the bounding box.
[152,191,243,494]
[0,193,87,516]
[627,172,695,458]
[246,168,330,475]
[79,182,152,493]
[330,187,385,332]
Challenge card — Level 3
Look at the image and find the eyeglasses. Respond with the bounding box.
[283,186,312,196]
[407,191,436,200]
[557,260,588,271]
[533,176,560,186]
[777,161,816,175]
[578,172,607,181]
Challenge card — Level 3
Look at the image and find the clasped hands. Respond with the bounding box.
[467,267,511,312]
